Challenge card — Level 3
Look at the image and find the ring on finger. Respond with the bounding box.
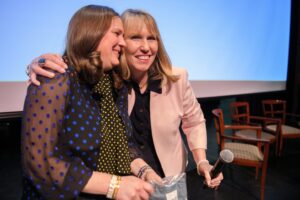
[38,58,46,66]
[26,64,31,77]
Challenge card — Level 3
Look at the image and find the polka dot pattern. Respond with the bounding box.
[92,74,131,175]
[21,67,136,199]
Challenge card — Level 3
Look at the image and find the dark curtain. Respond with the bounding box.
[286,0,300,114]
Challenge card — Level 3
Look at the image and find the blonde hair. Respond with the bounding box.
[65,5,123,87]
[120,9,179,86]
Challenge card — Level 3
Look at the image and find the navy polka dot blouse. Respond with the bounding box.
[21,67,141,199]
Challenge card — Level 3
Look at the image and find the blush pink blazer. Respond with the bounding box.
[128,67,207,176]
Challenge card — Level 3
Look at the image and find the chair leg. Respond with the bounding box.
[275,136,279,157]
[279,137,283,157]
[260,167,266,200]
[260,143,270,200]
[260,156,270,200]
[255,167,259,179]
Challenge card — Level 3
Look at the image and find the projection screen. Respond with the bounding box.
[0,0,291,113]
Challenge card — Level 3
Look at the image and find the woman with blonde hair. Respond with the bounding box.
[120,9,223,187]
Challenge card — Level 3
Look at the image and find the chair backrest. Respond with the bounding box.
[230,101,250,124]
[262,100,286,124]
[212,108,225,147]
[213,107,264,150]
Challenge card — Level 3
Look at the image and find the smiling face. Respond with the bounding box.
[124,20,158,81]
[96,17,126,71]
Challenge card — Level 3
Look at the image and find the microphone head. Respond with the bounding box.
[220,149,234,163]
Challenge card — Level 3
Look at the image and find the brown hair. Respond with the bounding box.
[65,5,122,87]
[120,9,179,86]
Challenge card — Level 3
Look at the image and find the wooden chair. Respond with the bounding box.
[229,101,280,155]
[262,100,300,156]
[212,108,270,200]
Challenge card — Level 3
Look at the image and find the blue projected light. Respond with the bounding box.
[0,0,291,81]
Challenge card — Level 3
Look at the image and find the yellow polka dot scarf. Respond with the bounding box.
[93,74,132,175]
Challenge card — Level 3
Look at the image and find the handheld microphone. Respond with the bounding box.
[210,149,234,178]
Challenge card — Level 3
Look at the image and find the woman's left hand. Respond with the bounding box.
[198,161,223,189]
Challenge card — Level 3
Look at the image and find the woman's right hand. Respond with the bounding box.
[28,53,68,86]
[116,176,154,200]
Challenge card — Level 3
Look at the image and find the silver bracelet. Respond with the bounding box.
[137,165,152,179]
